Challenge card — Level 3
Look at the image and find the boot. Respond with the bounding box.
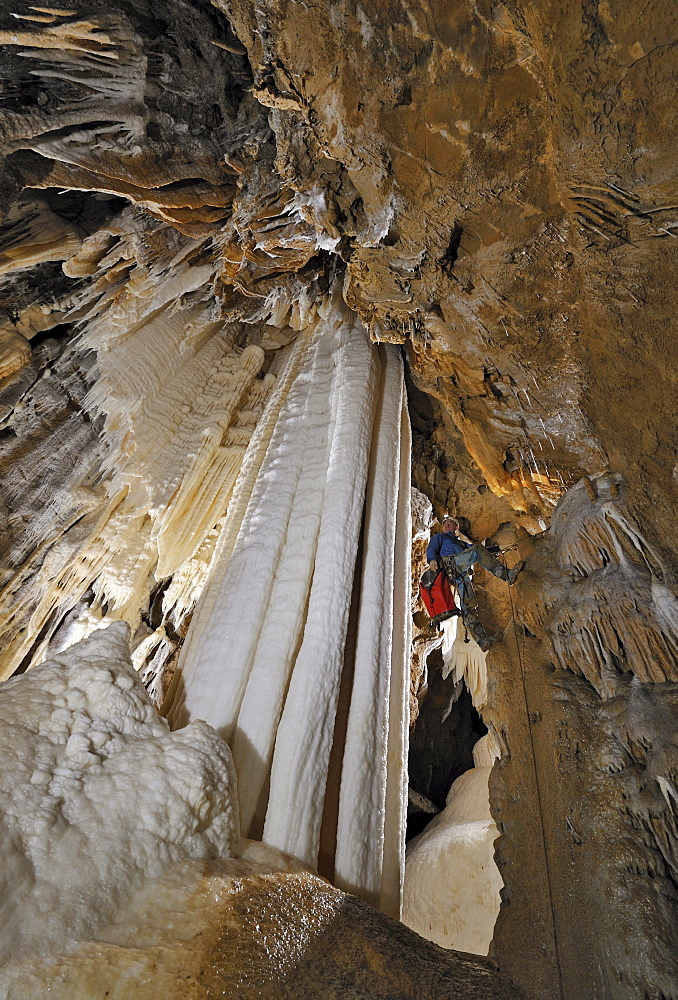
[464,616,501,651]
[507,561,524,585]
[477,633,502,652]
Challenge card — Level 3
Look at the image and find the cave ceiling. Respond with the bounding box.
[1,0,675,543]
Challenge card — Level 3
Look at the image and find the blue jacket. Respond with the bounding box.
[426,532,469,563]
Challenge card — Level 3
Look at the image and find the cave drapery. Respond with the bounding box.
[0,0,676,998]
[165,305,412,911]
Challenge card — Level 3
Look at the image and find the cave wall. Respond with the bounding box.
[485,476,678,999]
[222,0,677,535]
[208,3,678,994]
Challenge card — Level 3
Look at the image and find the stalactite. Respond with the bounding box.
[0,204,284,680]
[0,328,31,379]
[0,315,274,677]
[0,198,82,279]
[164,297,412,910]
[263,320,378,865]
[441,616,488,710]
[536,475,678,697]
[0,11,237,237]
[380,391,413,917]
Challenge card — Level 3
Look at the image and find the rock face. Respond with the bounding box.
[0,0,676,998]
[223,0,676,525]
[0,859,527,1000]
[486,475,678,998]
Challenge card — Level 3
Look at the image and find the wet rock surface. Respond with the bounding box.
[0,859,528,1000]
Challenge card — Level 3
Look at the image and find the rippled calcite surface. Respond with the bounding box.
[0,622,239,964]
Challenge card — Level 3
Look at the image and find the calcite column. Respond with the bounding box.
[166,304,413,913]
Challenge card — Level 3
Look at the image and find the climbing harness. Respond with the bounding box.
[503,560,566,1000]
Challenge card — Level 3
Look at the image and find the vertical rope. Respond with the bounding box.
[505,573,566,1000]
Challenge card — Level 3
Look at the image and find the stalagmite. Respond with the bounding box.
[403,735,503,955]
[0,622,239,964]
[0,860,525,1000]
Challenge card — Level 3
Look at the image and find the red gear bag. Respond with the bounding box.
[419,569,457,622]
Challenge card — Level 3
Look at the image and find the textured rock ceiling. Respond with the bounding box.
[226,0,677,525]
[0,0,676,998]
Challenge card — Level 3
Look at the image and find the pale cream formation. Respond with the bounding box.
[334,350,411,911]
[0,622,239,964]
[441,613,488,709]
[402,733,503,955]
[165,299,412,915]
[0,213,276,681]
[0,199,82,279]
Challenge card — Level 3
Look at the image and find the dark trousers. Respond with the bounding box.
[442,543,506,646]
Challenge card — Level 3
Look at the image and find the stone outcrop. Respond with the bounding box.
[0,859,527,1000]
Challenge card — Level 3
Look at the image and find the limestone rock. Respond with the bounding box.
[0,858,527,1000]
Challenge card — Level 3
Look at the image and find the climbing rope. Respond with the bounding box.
[504,564,566,1000]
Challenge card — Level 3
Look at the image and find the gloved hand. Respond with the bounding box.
[420,568,439,588]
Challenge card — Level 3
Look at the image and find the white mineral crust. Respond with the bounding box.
[166,300,412,912]
[402,764,503,955]
[0,621,238,962]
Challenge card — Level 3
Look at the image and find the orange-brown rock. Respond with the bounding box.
[0,859,527,1000]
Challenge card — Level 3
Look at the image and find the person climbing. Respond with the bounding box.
[425,516,522,650]
[427,517,522,584]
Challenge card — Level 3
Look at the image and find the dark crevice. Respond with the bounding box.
[438,223,463,276]
[407,648,486,841]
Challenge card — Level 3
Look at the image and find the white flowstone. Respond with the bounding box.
[0,622,238,963]
[166,299,412,911]
[402,765,503,955]
[334,346,409,912]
